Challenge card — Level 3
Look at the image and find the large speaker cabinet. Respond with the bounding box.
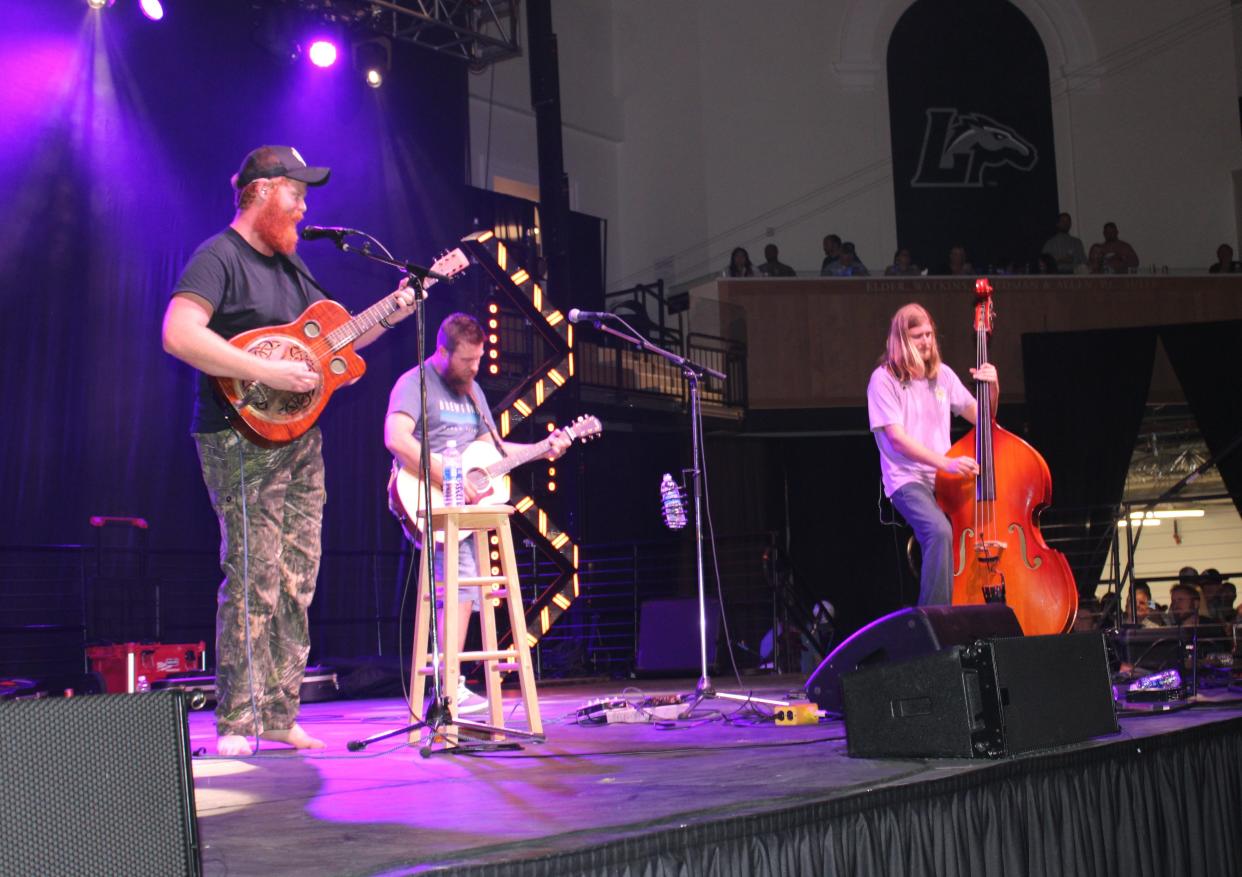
[0,691,201,876]
[806,604,1023,714]
[842,632,1119,758]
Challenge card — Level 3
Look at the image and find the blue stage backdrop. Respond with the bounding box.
[0,1,468,553]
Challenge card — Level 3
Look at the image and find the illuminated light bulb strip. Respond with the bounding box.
[455,228,584,648]
[459,232,568,341]
[498,357,571,433]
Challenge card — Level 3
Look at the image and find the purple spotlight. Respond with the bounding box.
[139,0,163,20]
[307,40,338,68]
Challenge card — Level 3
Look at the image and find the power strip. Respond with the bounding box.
[600,703,686,724]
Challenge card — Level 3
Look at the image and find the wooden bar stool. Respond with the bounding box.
[407,504,543,744]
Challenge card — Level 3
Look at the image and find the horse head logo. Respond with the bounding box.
[911,109,1038,188]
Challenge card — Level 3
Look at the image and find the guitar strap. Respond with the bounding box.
[467,383,508,459]
[280,253,336,303]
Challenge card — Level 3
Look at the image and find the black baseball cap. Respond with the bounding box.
[231,145,330,190]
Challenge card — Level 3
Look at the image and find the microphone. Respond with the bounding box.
[300,225,359,242]
[567,308,614,324]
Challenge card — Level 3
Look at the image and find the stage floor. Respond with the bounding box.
[188,675,1242,877]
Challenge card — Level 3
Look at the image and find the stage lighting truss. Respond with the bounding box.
[459,229,579,650]
[282,0,521,69]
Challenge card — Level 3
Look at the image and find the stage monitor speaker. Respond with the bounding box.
[0,691,201,876]
[636,597,719,674]
[843,632,1119,758]
[806,604,1023,714]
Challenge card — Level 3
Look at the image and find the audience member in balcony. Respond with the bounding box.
[825,241,869,276]
[884,248,922,276]
[867,302,998,606]
[723,246,756,277]
[1041,212,1087,274]
[1032,252,1059,274]
[1208,243,1242,273]
[1088,222,1140,274]
[757,243,797,277]
[938,244,974,276]
[819,234,843,275]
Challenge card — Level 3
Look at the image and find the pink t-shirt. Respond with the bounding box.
[867,364,974,496]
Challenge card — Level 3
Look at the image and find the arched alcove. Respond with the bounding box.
[885,0,1060,272]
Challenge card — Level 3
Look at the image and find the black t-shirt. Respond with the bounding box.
[171,227,325,434]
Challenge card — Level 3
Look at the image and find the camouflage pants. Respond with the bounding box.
[194,427,325,737]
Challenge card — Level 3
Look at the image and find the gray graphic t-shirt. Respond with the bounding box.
[386,362,497,456]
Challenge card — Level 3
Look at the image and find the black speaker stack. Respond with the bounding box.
[806,605,1119,759]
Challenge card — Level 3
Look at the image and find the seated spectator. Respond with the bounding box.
[942,244,974,276]
[1098,591,1121,627]
[757,243,796,277]
[1168,581,1211,627]
[1199,568,1236,622]
[1215,580,1236,623]
[826,241,869,276]
[1088,222,1140,273]
[1208,243,1242,274]
[884,248,922,276]
[1041,212,1087,274]
[723,246,756,277]
[1032,252,1059,274]
[1126,581,1164,628]
[1073,595,1101,632]
[819,234,843,276]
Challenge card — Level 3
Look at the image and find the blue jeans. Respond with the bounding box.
[890,481,953,607]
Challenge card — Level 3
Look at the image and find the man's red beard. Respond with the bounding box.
[253,193,302,256]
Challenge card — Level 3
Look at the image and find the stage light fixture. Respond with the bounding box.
[354,37,391,90]
[139,0,163,20]
[87,0,114,9]
[308,39,338,68]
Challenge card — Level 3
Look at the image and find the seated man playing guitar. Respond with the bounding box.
[384,312,571,711]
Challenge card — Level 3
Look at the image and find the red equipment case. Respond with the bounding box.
[86,642,206,694]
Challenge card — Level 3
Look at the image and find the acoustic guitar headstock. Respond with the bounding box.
[564,414,603,443]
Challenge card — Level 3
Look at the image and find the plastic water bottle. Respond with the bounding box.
[442,440,465,507]
[660,473,687,530]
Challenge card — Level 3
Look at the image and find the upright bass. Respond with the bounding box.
[934,279,1078,635]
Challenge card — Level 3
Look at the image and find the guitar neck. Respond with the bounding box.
[484,436,557,479]
[325,277,440,352]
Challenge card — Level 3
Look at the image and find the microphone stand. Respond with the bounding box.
[581,317,788,711]
[326,233,516,755]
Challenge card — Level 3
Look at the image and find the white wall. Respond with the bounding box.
[1103,500,1242,609]
[468,0,1242,290]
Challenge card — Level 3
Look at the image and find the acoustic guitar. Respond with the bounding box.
[212,248,470,447]
[390,414,603,540]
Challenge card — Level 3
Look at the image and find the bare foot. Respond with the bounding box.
[259,723,325,750]
[216,734,253,757]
